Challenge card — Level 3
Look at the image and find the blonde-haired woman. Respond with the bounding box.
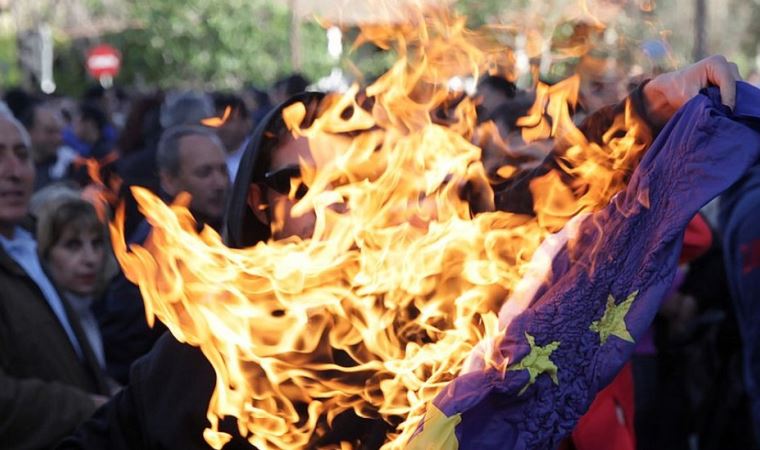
[33,185,117,370]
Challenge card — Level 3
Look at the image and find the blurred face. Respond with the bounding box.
[0,117,35,236]
[216,109,251,153]
[248,136,317,240]
[28,107,63,162]
[162,134,230,222]
[47,225,105,296]
[74,117,100,145]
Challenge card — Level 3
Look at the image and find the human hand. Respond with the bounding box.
[643,55,742,128]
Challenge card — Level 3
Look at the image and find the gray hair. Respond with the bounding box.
[0,103,32,149]
[156,125,224,176]
[159,91,215,129]
[29,184,81,220]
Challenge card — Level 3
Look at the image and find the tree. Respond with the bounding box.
[116,0,333,89]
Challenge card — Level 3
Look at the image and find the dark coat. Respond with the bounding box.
[0,240,110,449]
[94,220,166,385]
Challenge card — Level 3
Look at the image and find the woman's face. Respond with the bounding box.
[47,225,105,297]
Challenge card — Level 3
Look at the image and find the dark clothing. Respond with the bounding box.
[33,153,76,192]
[60,334,388,450]
[720,164,760,444]
[88,138,115,161]
[94,221,166,385]
[59,334,252,450]
[0,241,109,449]
[115,146,162,239]
[34,159,58,191]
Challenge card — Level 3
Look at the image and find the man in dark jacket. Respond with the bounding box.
[60,55,741,450]
[96,125,231,385]
[0,111,110,449]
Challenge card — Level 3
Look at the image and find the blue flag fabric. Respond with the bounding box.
[408,82,760,450]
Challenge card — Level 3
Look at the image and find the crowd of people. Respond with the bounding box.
[0,55,758,450]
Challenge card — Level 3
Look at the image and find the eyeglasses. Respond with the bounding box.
[262,165,308,199]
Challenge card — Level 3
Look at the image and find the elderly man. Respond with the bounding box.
[97,125,231,385]
[156,125,230,229]
[0,111,109,449]
[117,91,218,238]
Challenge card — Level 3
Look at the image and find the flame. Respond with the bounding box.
[112,4,651,449]
[76,152,122,220]
[202,106,233,128]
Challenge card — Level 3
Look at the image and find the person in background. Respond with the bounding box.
[17,100,78,191]
[241,85,272,125]
[75,103,113,160]
[62,85,118,157]
[117,90,215,238]
[270,73,311,105]
[114,92,164,159]
[0,110,110,449]
[97,124,230,385]
[156,125,230,230]
[212,92,253,180]
[32,186,118,374]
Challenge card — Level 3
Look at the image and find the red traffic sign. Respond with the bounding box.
[86,44,121,79]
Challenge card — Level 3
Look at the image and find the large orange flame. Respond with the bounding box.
[112,5,650,449]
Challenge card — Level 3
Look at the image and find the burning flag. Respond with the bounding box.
[407,82,760,449]
[95,4,754,450]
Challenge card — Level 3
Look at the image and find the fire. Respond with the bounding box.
[77,152,122,220]
[112,4,650,449]
[202,106,233,128]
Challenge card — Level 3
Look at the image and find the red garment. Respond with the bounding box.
[566,363,636,450]
[680,212,713,264]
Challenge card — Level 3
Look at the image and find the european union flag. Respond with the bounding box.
[409,82,760,449]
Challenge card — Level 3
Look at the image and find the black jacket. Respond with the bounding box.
[0,231,109,449]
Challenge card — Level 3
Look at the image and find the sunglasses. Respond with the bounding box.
[261,165,308,199]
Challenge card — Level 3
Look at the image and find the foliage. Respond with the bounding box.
[116,0,333,89]
[0,33,21,88]
[5,0,760,94]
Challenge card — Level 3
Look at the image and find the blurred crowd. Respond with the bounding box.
[0,57,759,450]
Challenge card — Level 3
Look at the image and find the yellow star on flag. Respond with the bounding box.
[589,290,638,345]
[508,332,560,395]
[406,403,461,450]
